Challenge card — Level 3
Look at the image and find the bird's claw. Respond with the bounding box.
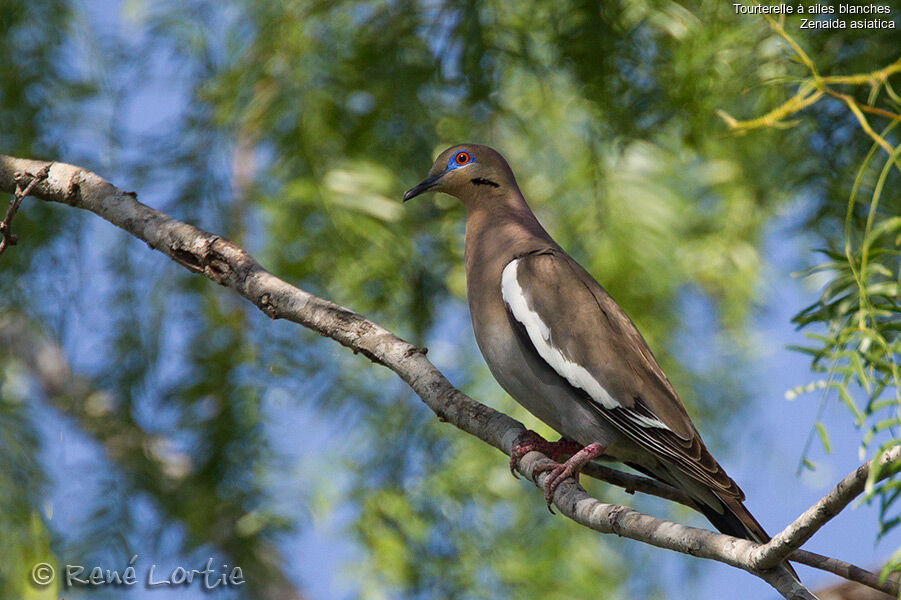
[509,430,546,478]
[508,430,582,479]
[533,462,571,512]
[532,442,607,513]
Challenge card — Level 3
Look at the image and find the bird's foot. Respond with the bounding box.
[533,442,606,512]
[509,430,583,478]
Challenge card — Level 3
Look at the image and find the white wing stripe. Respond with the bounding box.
[502,258,616,409]
[501,258,670,430]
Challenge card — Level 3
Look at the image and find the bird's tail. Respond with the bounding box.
[697,495,800,582]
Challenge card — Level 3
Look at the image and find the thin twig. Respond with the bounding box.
[822,58,901,87]
[718,84,822,131]
[717,21,901,161]
[763,15,819,78]
[791,549,899,597]
[0,164,50,255]
[822,88,901,122]
[836,92,895,155]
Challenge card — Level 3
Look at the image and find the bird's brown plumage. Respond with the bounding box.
[512,249,743,499]
[404,143,795,575]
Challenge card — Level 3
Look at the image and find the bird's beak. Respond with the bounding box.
[403,173,442,202]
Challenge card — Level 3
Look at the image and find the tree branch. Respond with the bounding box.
[792,549,897,597]
[751,445,901,570]
[1,154,895,600]
[585,462,899,596]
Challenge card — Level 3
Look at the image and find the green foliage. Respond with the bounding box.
[727,22,901,581]
[2,1,900,599]
[792,135,900,563]
[0,1,73,596]
[0,360,55,599]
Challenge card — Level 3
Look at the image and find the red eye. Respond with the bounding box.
[455,152,470,165]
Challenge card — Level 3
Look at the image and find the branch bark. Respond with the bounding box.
[750,445,901,570]
[2,154,898,600]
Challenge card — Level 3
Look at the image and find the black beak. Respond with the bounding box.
[403,173,442,202]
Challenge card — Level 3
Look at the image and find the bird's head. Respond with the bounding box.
[403,144,517,204]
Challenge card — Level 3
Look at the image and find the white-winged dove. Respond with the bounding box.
[405,143,797,577]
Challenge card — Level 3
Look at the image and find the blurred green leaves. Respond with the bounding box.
[2,1,900,599]
[722,23,901,575]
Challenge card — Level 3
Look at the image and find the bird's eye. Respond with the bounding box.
[455,152,470,165]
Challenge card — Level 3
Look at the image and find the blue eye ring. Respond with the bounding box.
[447,151,473,170]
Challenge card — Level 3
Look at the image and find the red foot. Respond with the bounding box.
[533,442,606,512]
[509,430,583,478]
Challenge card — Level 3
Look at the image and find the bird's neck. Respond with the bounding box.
[463,191,556,277]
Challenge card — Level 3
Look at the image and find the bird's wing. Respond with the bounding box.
[501,249,742,500]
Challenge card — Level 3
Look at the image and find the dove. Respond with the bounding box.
[404,144,798,580]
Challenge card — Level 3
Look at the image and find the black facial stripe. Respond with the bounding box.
[470,177,500,188]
